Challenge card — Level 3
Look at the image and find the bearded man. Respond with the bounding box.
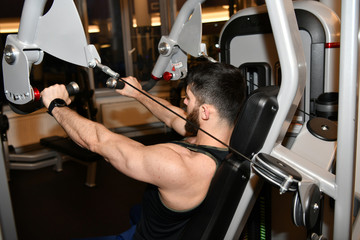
[41,61,246,240]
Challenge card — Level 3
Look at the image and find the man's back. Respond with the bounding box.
[133,141,229,240]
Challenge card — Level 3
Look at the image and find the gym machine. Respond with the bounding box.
[148,0,359,239]
[1,0,359,240]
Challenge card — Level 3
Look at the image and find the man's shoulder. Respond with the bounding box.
[156,141,194,157]
[163,141,219,167]
[150,141,213,162]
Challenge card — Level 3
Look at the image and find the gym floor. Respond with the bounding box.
[9,131,182,240]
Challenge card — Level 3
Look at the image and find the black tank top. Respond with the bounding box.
[133,141,229,240]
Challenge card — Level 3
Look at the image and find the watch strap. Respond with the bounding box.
[48,98,67,116]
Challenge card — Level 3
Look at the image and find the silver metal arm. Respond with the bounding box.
[151,0,206,81]
[2,0,100,105]
[17,0,47,44]
[334,0,359,238]
[262,0,307,152]
[226,0,307,237]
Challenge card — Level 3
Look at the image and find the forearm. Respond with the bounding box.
[51,106,151,181]
[40,83,149,177]
[135,91,185,128]
[40,84,192,188]
[51,107,105,151]
[116,77,186,133]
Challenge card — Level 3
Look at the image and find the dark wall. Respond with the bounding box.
[0,0,25,18]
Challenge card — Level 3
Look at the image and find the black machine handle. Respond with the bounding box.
[106,77,125,90]
[9,82,80,115]
[105,77,158,92]
[65,81,80,96]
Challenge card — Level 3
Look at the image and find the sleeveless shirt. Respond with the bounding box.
[133,141,229,240]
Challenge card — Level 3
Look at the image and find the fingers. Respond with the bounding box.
[41,84,71,108]
[121,76,139,88]
[115,76,142,98]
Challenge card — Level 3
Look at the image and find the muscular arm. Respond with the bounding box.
[48,104,191,189]
[40,84,190,189]
[50,106,214,210]
[117,77,188,136]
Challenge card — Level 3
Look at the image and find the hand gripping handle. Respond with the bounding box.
[9,82,80,115]
[105,77,125,90]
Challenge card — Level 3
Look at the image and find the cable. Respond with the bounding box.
[98,62,311,163]
[117,77,252,162]
[248,80,314,118]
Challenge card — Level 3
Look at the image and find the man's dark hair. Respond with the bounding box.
[186,61,246,125]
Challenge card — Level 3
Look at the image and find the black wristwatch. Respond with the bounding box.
[48,98,67,116]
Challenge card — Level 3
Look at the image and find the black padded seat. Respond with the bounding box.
[40,136,102,187]
[179,86,279,239]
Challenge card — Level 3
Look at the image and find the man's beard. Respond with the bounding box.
[185,107,200,136]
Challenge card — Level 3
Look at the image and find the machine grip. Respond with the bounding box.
[41,81,79,103]
[9,82,80,115]
[65,81,80,96]
[106,77,125,90]
[106,77,157,92]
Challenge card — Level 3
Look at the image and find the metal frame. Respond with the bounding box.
[120,0,134,77]
[1,0,359,239]
[334,0,359,238]
[219,1,359,239]
[225,0,307,238]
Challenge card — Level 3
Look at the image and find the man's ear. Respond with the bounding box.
[200,104,211,120]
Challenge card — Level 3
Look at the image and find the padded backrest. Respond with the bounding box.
[179,86,279,240]
[230,86,279,158]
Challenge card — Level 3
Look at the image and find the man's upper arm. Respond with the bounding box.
[128,144,190,188]
[98,136,189,189]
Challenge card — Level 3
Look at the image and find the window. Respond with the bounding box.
[0,0,265,95]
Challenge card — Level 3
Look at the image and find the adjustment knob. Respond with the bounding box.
[163,72,173,81]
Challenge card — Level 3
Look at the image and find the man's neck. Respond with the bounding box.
[190,123,233,148]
